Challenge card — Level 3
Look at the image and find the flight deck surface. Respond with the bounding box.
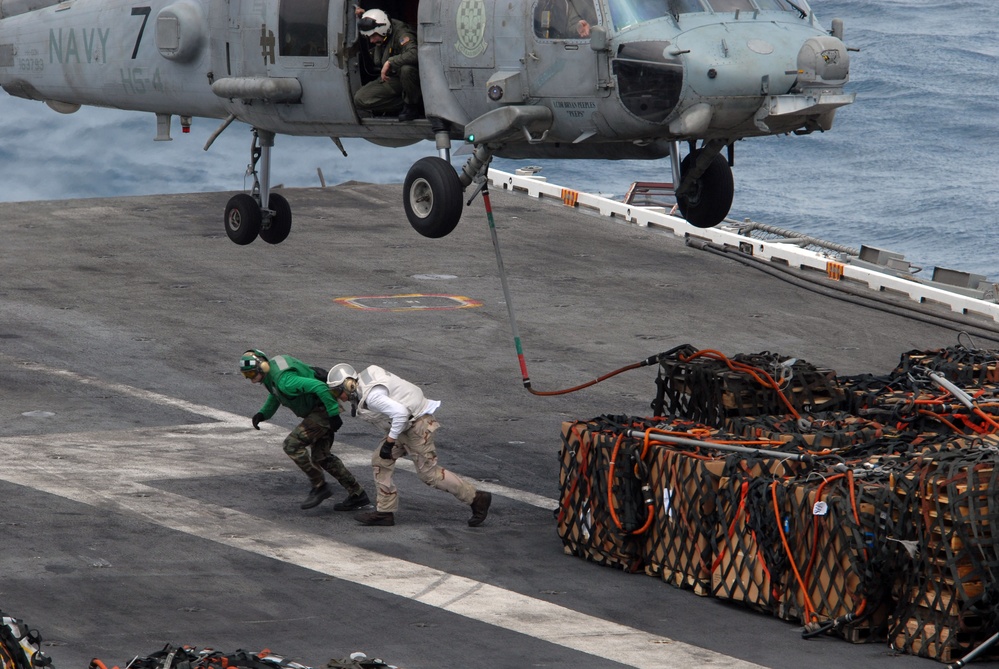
[2,181,996,669]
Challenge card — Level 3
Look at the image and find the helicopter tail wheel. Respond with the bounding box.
[403,156,463,238]
[258,193,292,245]
[676,149,734,229]
[224,193,262,245]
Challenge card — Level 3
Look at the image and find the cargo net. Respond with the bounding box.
[557,416,660,572]
[887,445,999,663]
[651,346,844,427]
[557,342,999,663]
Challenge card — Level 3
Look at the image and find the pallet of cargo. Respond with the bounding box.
[559,344,999,663]
[778,475,897,643]
[557,420,645,572]
[893,347,999,386]
[642,444,726,595]
[726,411,888,452]
[652,348,844,427]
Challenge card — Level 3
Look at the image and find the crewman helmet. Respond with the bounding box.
[327,363,358,392]
[358,9,390,37]
[240,349,268,378]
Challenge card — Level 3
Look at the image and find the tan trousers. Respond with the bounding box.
[371,415,477,512]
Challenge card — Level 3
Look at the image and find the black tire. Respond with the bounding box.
[675,149,734,229]
[259,193,292,244]
[403,156,464,238]
[224,193,261,245]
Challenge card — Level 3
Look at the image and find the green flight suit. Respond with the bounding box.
[255,355,362,494]
[353,18,422,114]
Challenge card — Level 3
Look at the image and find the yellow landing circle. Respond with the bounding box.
[335,293,483,311]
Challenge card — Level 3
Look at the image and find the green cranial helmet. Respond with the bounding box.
[239,349,268,377]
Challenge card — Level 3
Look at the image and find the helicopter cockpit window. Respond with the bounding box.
[609,0,673,31]
[534,0,600,39]
[279,0,330,57]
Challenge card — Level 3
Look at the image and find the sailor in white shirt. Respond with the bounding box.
[327,363,492,527]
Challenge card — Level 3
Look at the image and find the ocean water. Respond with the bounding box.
[1,0,997,279]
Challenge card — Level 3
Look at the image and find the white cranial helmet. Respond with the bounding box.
[327,363,358,390]
[358,9,390,37]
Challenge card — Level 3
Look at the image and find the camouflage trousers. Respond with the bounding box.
[283,407,362,493]
[371,414,477,513]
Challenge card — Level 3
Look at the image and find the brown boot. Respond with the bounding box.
[468,491,492,527]
[355,511,395,526]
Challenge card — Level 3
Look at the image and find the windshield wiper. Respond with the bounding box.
[784,0,808,19]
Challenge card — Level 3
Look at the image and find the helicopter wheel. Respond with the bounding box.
[259,193,292,244]
[403,156,463,238]
[224,193,262,245]
[676,149,734,229]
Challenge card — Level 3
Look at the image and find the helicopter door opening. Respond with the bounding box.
[347,0,421,107]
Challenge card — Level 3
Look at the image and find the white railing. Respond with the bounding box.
[487,168,999,325]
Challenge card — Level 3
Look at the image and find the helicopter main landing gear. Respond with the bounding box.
[672,139,734,229]
[403,156,464,238]
[223,129,292,245]
[403,119,498,239]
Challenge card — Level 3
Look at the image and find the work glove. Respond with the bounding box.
[328,414,343,433]
[379,439,396,461]
[251,413,265,430]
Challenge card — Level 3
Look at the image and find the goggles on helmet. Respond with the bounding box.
[240,353,263,378]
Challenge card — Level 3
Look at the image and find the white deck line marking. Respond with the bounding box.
[1,449,763,669]
[1,358,764,667]
[2,357,246,424]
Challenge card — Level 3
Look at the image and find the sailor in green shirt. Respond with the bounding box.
[240,349,369,511]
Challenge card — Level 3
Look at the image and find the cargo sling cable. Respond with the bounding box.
[475,176,658,396]
[476,176,843,414]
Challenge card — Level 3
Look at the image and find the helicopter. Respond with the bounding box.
[0,0,854,245]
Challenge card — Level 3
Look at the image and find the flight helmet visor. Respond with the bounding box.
[358,9,390,37]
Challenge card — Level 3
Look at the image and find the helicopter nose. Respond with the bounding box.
[794,35,850,91]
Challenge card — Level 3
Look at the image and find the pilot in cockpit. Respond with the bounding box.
[534,0,598,39]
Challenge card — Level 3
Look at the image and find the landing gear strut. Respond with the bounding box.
[224,129,292,245]
[671,139,735,229]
